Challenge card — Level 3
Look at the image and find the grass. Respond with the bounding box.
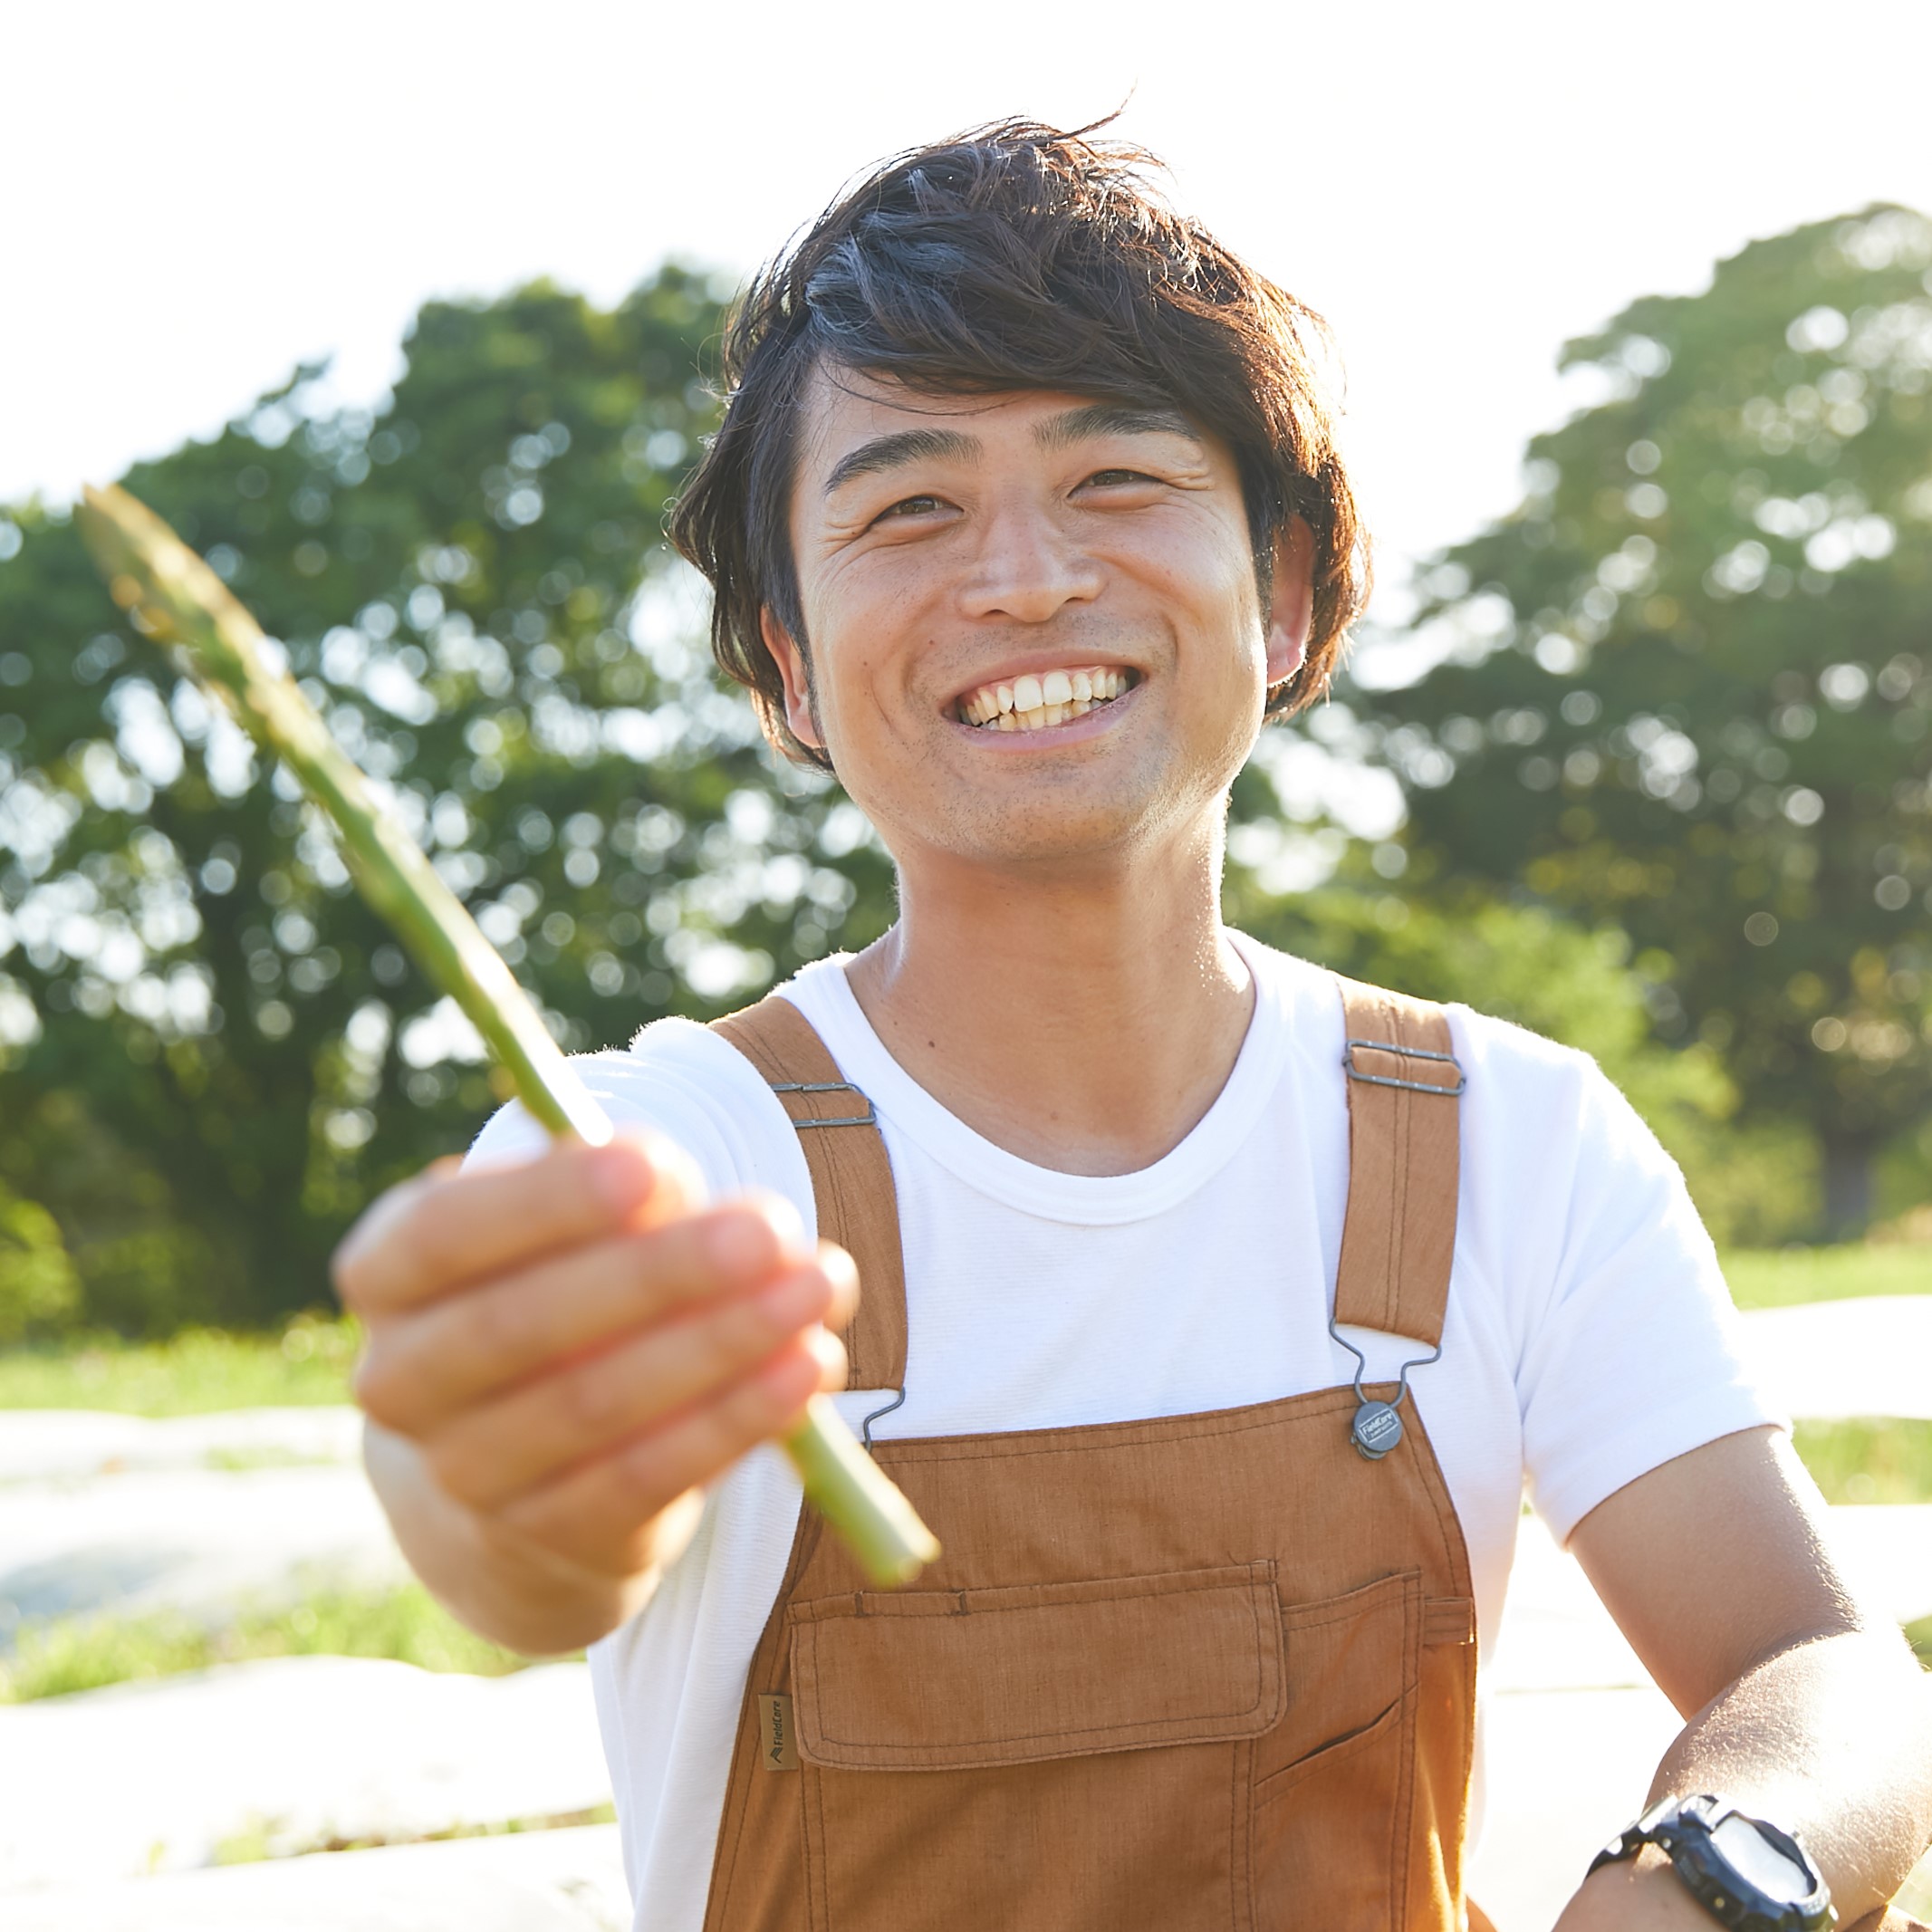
[0,1577,557,1705]
[1792,1418,1932,1506]
[210,1801,618,1867]
[1724,1249,1932,1506]
[1908,1615,1932,1670]
[0,1254,1922,1699]
[1903,1868,1932,1924]
[0,1248,1915,1416]
[1722,1245,1931,1311]
[0,1312,357,1415]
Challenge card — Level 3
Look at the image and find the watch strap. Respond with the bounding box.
[1588,1795,1834,1932]
[1589,1793,1682,1876]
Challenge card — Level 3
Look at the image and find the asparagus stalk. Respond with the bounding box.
[76,483,939,1587]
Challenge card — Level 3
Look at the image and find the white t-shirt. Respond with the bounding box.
[464,932,1780,1931]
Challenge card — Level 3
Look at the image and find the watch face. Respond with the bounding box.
[1709,1814,1812,1902]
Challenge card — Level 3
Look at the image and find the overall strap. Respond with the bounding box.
[709,995,908,1393]
[1331,975,1465,1350]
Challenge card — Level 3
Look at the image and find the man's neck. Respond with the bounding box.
[842,829,1254,1177]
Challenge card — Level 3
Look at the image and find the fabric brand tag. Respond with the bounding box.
[757,1694,798,1771]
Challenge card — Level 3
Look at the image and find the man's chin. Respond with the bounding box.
[903,785,1196,876]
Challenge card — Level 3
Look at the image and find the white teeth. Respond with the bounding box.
[960,665,1134,730]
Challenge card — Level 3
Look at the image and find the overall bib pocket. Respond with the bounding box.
[786,1561,1284,1932]
[1253,1569,1423,1929]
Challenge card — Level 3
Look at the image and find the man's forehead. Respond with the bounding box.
[794,367,1199,483]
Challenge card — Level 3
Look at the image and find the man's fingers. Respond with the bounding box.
[491,1338,832,1568]
[818,1240,860,1336]
[332,1131,706,1318]
[803,1321,850,1398]
[353,1197,818,1435]
[424,1261,841,1510]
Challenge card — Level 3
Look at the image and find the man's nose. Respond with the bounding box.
[956,501,1104,624]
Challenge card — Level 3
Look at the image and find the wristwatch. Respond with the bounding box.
[1588,1793,1835,1931]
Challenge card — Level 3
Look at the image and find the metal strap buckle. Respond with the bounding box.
[860,1388,906,1449]
[1341,1039,1466,1098]
[1328,1313,1444,1461]
[768,1080,878,1129]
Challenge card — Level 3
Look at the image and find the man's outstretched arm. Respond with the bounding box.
[1553,1426,1932,1930]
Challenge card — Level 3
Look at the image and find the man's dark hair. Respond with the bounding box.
[669,117,1370,772]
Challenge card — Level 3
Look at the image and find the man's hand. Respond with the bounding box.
[332,1133,855,1653]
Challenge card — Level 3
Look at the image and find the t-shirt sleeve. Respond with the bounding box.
[1497,1038,1785,1547]
[459,1018,817,1235]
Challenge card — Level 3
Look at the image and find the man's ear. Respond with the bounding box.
[1264,516,1316,691]
[760,607,823,750]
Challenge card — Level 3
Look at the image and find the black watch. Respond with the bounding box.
[1588,1794,1835,1931]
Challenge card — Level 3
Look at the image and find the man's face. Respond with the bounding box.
[765,370,1312,875]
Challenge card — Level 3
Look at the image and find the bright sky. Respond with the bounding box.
[8,0,1931,617]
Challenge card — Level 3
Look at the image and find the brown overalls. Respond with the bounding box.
[701,978,1922,1932]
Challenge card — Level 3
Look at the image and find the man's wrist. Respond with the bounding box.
[1581,1792,1838,1932]
[363,1418,650,1654]
[1557,1845,1735,1931]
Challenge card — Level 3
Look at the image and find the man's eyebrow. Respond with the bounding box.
[822,428,981,495]
[1034,403,1202,451]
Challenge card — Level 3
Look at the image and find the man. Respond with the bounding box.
[334,122,1932,1929]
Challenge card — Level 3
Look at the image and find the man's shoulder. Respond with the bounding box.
[612,1008,818,1142]
[1234,932,1606,1084]
[464,1011,812,1207]
[622,1010,758,1083]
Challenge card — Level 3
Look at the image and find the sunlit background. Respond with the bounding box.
[3,5,1931,1927]
[10,2,1932,604]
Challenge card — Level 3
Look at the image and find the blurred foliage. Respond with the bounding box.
[0,268,892,1334]
[6,221,1930,1329]
[1226,866,1814,1245]
[0,1575,540,1704]
[0,1179,82,1343]
[0,1312,356,1412]
[1363,206,1932,1234]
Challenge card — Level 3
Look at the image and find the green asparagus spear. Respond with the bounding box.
[76,482,939,1587]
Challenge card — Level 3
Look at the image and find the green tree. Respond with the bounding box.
[1364,206,1932,1233]
[0,268,894,1334]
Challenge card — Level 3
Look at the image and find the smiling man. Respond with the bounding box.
[334,123,1932,1931]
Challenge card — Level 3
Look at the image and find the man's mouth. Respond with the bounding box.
[953,665,1139,734]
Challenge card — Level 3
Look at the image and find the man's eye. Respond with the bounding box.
[1081,468,1158,489]
[879,495,945,520]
